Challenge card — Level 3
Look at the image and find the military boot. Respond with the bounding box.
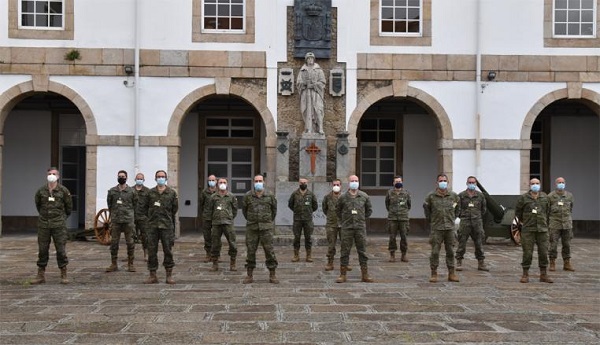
[243,267,254,284]
[477,259,489,271]
[325,257,334,271]
[389,251,396,262]
[456,258,463,271]
[563,259,575,271]
[105,257,118,272]
[269,269,279,284]
[360,265,375,283]
[448,267,460,282]
[520,268,529,283]
[165,268,175,284]
[203,250,211,263]
[144,270,158,284]
[400,252,409,262]
[336,266,348,283]
[230,257,237,271]
[292,249,300,262]
[31,267,46,285]
[128,256,136,272]
[209,257,219,271]
[429,266,438,283]
[60,266,69,284]
[539,267,553,283]
[305,249,313,262]
[549,258,556,271]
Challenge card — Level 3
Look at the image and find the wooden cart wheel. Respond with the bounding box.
[510,216,521,246]
[94,208,112,245]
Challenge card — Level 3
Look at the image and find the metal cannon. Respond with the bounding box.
[476,181,521,245]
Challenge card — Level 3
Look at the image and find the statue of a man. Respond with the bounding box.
[297,52,326,135]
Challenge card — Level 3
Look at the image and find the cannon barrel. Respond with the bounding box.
[476,181,506,223]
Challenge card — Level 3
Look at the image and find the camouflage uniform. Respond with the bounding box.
[207,192,238,261]
[455,190,487,261]
[199,187,217,255]
[288,189,318,251]
[336,190,373,267]
[322,191,342,262]
[34,183,72,269]
[385,188,411,256]
[145,186,178,271]
[133,185,150,250]
[107,185,137,261]
[423,189,459,269]
[547,190,574,261]
[515,191,550,269]
[242,190,278,270]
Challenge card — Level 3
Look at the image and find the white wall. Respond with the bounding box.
[179,113,199,218]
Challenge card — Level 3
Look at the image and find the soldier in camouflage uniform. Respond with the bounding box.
[242,174,279,284]
[133,172,150,261]
[31,167,72,284]
[144,170,179,284]
[199,175,218,263]
[322,179,344,271]
[548,177,575,272]
[515,178,553,284]
[288,178,318,262]
[423,174,460,283]
[385,176,411,263]
[455,176,489,272]
[207,178,238,272]
[105,170,138,273]
[335,175,374,283]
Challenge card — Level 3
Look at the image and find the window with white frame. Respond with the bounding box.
[380,0,422,35]
[553,0,596,37]
[19,0,64,29]
[203,0,245,32]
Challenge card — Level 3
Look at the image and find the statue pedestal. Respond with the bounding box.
[299,134,326,182]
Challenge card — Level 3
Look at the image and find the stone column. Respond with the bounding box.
[335,131,350,181]
[276,131,290,182]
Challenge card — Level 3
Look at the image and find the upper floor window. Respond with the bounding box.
[553,0,596,37]
[203,0,245,32]
[19,0,64,29]
[380,0,422,36]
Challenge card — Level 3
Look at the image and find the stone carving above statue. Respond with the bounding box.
[297,52,326,135]
[294,0,332,59]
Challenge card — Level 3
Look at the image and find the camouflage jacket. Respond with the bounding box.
[547,190,574,229]
[288,189,318,221]
[145,186,179,230]
[385,188,411,221]
[207,192,238,225]
[107,185,137,224]
[515,191,549,233]
[457,190,487,222]
[322,192,341,228]
[423,189,459,231]
[336,190,373,230]
[133,185,150,222]
[199,187,217,221]
[242,190,277,230]
[35,183,72,228]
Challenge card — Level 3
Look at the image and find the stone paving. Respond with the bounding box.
[0,233,599,344]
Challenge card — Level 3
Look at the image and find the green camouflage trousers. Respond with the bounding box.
[340,227,368,267]
[135,219,148,250]
[429,230,455,269]
[146,227,175,271]
[387,220,409,254]
[210,224,237,259]
[520,231,549,269]
[292,220,314,250]
[455,220,485,261]
[245,227,278,270]
[109,222,135,259]
[325,226,341,259]
[548,227,572,260]
[37,226,68,268]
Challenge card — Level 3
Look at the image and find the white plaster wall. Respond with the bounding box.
[550,116,600,220]
[2,111,51,216]
[0,75,31,94]
[95,146,136,211]
[179,113,199,218]
[479,150,522,196]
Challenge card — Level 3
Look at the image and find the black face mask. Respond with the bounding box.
[395,183,403,189]
[118,177,127,185]
[299,184,308,191]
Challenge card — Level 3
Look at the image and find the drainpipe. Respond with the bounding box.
[134,0,141,173]
[475,0,483,178]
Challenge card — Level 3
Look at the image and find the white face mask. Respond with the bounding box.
[47,174,58,183]
[219,183,227,191]
[332,185,341,193]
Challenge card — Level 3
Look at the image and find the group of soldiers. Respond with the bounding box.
[31,167,575,285]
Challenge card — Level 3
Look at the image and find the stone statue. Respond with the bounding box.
[297,52,326,135]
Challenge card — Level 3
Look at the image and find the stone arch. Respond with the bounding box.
[519,87,600,191]
[346,83,454,177]
[0,79,98,233]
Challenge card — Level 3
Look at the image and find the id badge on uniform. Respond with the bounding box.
[558,201,564,206]
[351,209,358,215]
[532,209,537,214]
[48,197,55,202]
[453,202,457,208]
[154,201,161,207]
[217,206,222,210]
[468,203,474,208]
[399,201,405,205]
[304,201,311,205]
[117,199,123,204]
